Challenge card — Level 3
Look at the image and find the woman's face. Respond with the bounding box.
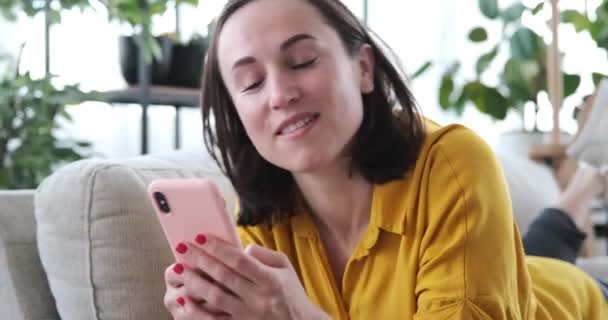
[217,0,374,174]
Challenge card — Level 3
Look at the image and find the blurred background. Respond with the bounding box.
[1,0,606,188]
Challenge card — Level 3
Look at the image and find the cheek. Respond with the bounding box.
[322,66,364,120]
[234,102,269,146]
[316,60,359,99]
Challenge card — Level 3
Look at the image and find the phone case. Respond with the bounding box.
[147,178,242,261]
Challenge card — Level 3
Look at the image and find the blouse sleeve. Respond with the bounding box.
[413,127,531,319]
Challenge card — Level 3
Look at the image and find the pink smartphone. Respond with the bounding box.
[147,178,242,261]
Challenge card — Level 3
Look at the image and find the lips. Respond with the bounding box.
[275,113,320,136]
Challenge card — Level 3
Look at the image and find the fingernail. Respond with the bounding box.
[176,243,188,254]
[195,234,207,245]
[177,296,186,306]
[173,263,184,275]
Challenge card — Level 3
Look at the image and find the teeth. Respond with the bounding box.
[281,115,316,135]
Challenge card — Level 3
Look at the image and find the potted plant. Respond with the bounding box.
[101,0,199,86]
[167,32,208,88]
[438,1,582,126]
[437,0,585,154]
[0,54,94,189]
[118,33,175,85]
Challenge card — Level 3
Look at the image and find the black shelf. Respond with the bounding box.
[103,86,200,107]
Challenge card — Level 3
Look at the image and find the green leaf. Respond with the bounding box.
[133,33,162,64]
[561,10,592,33]
[563,73,581,97]
[510,27,541,60]
[468,27,488,42]
[453,90,469,115]
[463,81,483,107]
[532,2,544,15]
[502,3,526,22]
[472,85,510,120]
[22,2,39,17]
[0,73,93,189]
[177,0,199,6]
[48,10,62,25]
[479,0,499,19]
[59,108,73,121]
[0,10,17,21]
[475,46,498,75]
[503,58,538,103]
[484,91,510,120]
[77,141,92,148]
[595,27,608,50]
[149,1,168,15]
[410,61,432,80]
[439,76,455,109]
[592,72,608,86]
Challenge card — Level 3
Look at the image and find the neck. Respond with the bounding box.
[293,159,373,241]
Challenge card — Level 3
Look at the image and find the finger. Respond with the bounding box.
[165,262,186,288]
[163,285,187,317]
[179,239,262,295]
[175,242,256,307]
[165,282,231,318]
[180,261,242,314]
[175,295,232,320]
[197,235,272,284]
[245,243,291,269]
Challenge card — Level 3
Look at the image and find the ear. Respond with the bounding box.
[357,44,375,94]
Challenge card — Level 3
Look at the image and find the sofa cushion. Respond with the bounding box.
[577,257,608,282]
[35,150,236,320]
[495,151,562,233]
[0,190,60,320]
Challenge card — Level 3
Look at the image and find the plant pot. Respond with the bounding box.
[119,35,174,86]
[168,39,207,88]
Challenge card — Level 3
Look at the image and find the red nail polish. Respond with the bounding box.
[195,234,207,245]
[176,243,188,254]
[177,296,186,306]
[173,263,184,275]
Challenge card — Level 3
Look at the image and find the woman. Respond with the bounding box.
[163,0,608,318]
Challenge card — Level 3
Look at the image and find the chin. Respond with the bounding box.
[277,152,328,174]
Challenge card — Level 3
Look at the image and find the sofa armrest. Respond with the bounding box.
[0,190,60,320]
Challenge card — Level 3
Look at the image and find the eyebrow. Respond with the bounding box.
[231,33,317,71]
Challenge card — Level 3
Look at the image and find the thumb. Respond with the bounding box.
[244,244,290,268]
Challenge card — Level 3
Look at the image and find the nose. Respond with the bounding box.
[268,72,300,110]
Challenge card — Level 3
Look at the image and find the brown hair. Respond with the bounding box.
[201,0,425,226]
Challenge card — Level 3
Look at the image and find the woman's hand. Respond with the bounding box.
[163,234,329,320]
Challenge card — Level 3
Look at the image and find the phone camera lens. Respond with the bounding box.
[153,192,171,213]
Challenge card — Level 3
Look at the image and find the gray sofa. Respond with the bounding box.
[1,148,606,320]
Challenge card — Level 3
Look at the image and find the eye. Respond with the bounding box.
[242,80,264,92]
[292,57,317,70]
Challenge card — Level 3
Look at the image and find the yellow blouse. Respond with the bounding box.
[237,122,608,319]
